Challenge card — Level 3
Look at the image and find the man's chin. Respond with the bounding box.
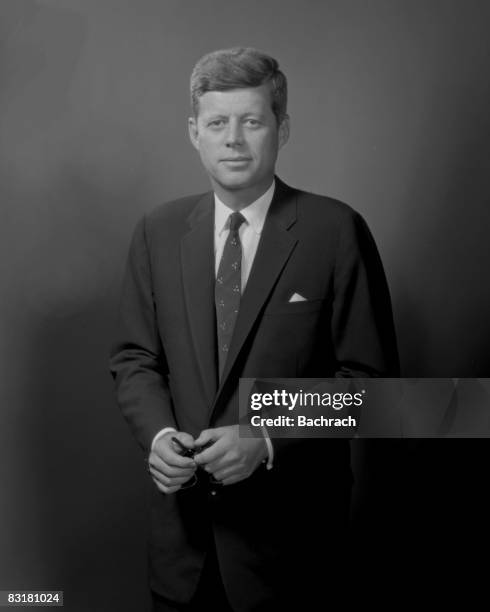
[214,174,254,192]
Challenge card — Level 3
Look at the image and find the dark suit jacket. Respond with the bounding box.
[110,177,398,608]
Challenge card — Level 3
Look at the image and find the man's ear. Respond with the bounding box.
[188,117,200,151]
[278,114,290,150]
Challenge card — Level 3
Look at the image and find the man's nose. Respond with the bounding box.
[225,121,244,147]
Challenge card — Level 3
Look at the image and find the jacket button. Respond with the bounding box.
[210,490,217,496]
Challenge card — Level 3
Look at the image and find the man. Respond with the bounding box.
[110,47,398,611]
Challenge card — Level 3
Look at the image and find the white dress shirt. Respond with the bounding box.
[214,180,275,290]
[151,180,276,469]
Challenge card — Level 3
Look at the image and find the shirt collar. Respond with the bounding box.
[214,179,276,237]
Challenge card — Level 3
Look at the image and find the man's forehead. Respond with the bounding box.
[196,84,273,115]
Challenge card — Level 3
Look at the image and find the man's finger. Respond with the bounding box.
[211,464,244,482]
[194,441,227,465]
[200,453,237,474]
[220,474,246,486]
[154,480,181,495]
[194,428,221,448]
[150,469,172,487]
[150,467,193,487]
[152,446,196,469]
[149,453,195,478]
[172,432,195,449]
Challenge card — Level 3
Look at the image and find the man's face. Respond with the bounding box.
[188,83,289,201]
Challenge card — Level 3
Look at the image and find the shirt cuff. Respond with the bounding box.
[261,425,274,470]
[151,427,177,452]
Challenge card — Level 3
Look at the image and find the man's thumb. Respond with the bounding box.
[174,431,195,448]
[194,428,217,447]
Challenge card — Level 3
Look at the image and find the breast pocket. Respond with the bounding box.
[263,298,325,316]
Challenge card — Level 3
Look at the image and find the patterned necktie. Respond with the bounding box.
[215,211,246,378]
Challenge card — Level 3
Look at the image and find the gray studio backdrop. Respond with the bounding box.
[1,1,489,610]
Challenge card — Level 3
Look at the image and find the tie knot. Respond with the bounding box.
[228,212,246,234]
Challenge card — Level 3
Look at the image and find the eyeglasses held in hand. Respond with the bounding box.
[171,436,220,489]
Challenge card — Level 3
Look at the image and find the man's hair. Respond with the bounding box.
[190,47,288,124]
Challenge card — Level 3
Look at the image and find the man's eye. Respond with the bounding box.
[209,120,225,127]
[245,119,260,127]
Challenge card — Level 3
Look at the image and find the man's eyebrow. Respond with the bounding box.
[203,113,227,120]
[201,111,266,122]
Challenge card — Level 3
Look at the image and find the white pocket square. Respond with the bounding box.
[289,292,307,303]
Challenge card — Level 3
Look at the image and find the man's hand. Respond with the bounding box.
[193,425,267,486]
[148,431,196,494]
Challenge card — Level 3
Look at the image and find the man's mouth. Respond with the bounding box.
[220,157,251,162]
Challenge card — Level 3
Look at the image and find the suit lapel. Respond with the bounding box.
[180,192,218,407]
[213,178,298,409]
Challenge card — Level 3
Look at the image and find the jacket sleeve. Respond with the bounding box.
[331,209,399,377]
[109,216,177,453]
